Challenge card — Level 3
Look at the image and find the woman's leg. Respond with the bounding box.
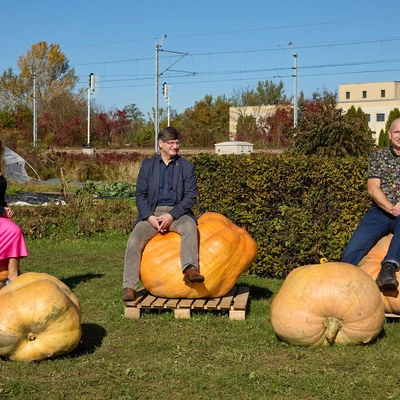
[7,258,19,281]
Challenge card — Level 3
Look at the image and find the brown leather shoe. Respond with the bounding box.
[183,266,205,283]
[122,288,137,302]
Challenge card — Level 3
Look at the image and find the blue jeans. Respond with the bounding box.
[341,204,400,268]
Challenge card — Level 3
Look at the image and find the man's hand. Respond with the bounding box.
[155,213,173,233]
[148,214,173,233]
[148,215,161,230]
[391,202,400,217]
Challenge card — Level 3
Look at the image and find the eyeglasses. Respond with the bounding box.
[162,140,181,146]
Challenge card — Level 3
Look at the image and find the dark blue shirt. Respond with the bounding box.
[157,158,175,206]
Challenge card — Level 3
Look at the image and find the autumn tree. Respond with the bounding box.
[91,109,131,147]
[292,90,374,157]
[264,106,293,147]
[0,68,24,111]
[0,42,84,149]
[18,42,81,114]
[172,94,231,147]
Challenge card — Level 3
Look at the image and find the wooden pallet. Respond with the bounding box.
[385,313,400,319]
[124,285,250,320]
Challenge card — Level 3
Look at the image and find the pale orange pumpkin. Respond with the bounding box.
[359,234,400,314]
[270,262,385,346]
[140,212,257,298]
[0,272,82,361]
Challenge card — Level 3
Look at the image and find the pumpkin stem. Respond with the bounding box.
[27,332,36,341]
[324,317,342,345]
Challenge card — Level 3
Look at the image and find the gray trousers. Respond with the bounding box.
[123,206,199,290]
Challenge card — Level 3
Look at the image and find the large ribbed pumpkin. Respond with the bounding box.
[359,234,400,314]
[140,212,257,298]
[0,272,82,361]
[270,262,385,346]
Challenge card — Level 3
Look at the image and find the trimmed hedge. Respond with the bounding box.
[12,152,372,279]
[192,153,370,277]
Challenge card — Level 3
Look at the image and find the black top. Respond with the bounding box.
[0,175,7,216]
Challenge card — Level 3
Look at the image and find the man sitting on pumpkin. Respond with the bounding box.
[122,126,204,302]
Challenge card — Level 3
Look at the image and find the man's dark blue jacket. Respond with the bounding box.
[135,154,197,224]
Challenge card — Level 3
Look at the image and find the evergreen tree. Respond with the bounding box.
[230,80,288,106]
[385,108,400,133]
[378,129,388,147]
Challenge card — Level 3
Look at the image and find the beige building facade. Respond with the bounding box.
[229,82,400,144]
[229,105,280,140]
[337,81,400,142]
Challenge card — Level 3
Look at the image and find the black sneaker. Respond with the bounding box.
[376,262,399,291]
[0,278,11,290]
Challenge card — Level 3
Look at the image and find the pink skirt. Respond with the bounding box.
[0,216,28,260]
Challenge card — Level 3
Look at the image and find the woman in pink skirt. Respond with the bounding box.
[0,137,28,288]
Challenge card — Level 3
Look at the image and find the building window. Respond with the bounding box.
[381,90,386,98]
[362,91,367,98]
[366,114,370,122]
[377,113,385,122]
[346,92,350,99]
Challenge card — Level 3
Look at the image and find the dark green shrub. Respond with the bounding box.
[192,153,370,277]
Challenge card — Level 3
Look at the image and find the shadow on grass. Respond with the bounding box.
[60,273,104,290]
[68,323,107,358]
[248,284,274,300]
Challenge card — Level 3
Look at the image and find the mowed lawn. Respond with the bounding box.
[0,235,399,400]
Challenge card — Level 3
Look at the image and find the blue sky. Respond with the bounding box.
[2,1,400,118]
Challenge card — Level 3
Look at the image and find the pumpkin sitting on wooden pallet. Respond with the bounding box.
[140,212,257,299]
[270,262,385,346]
[0,272,82,362]
[359,234,400,315]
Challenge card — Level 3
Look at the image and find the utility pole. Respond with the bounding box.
[155,35,166,153]
[154,35,188,152]
[87,73,95,149]
[33,68,37,147]
[289,42,298,127]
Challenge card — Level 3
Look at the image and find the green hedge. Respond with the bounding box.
[12,153,372,279]
[192,153,370,277]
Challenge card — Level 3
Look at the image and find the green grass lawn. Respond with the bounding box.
[1,235,400,400]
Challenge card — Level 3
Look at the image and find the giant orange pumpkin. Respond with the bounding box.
[140,212,257,298]
[359,234,400,314]
[270,262,385,346]
[0,259,8,282]
[0,272,82,361]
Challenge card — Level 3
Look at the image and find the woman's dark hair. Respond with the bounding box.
[0,136,5,175]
